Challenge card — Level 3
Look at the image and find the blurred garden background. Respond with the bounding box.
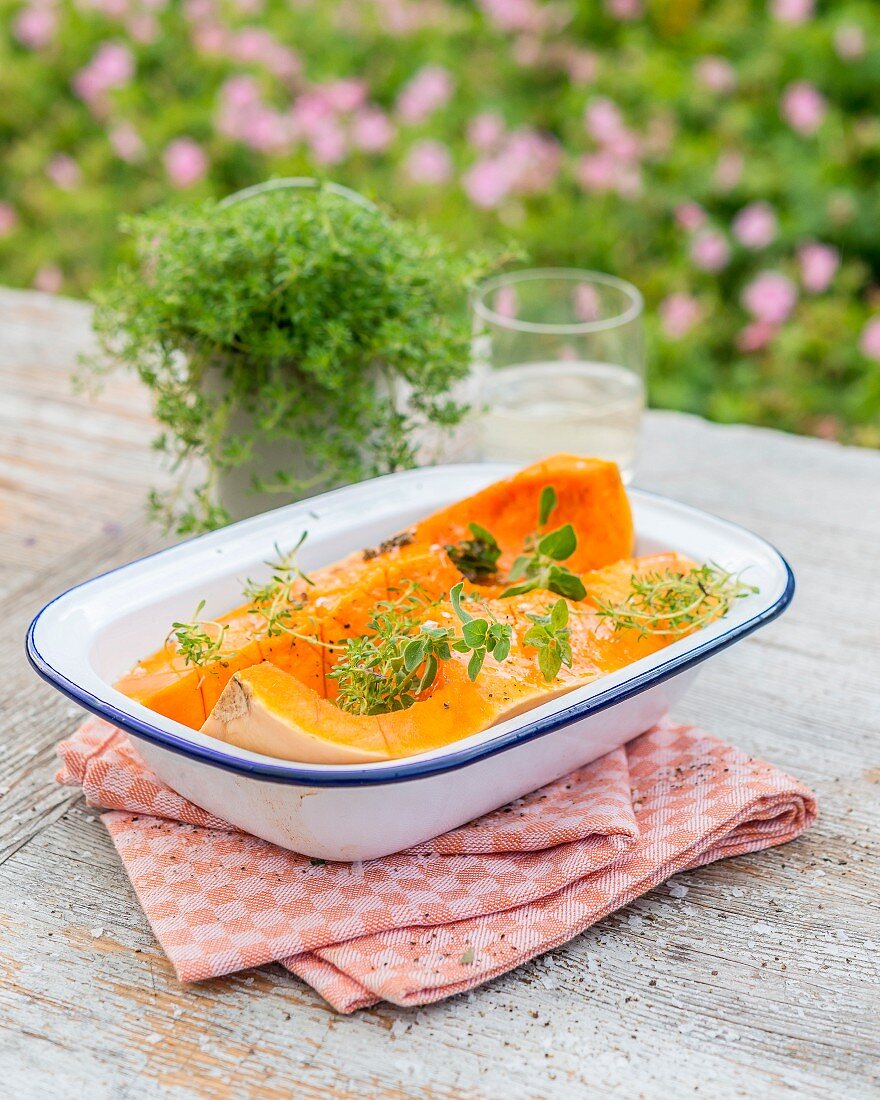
[2,0,879,445]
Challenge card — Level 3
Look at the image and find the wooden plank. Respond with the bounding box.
[0,288,168,595]
[1,288,878,1098]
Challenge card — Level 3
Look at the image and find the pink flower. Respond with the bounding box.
[0,202,18,237]
[72,42,135,113]
[859,318,880,361]
[660,293,702,339]
[576,152,641,197]
[574,284,600,322]
[502,129,561,194]
[478,0,546,34]
[512,36,541,67]
[34,265,62,294]
[675,203,706,232]
[695,56,737,93]
[813,415,840,441]
[404,139,452,184]
[462,158,512,209]
[467,111,505,153]
[737,320,776,353]
[192,21,227,56]
[781,82,827,136]
[584,98,625,144]
[605,0,642,19]
[308,121,347,165]
[109,122,145,162]
[565,48,598,85]
[46,154,81,190]
[396,65,453,125]
[14,4,57,49]
[690,231,731,272]
[741,272,797,325]
[493,284,518,318]
[770,0,813,23]
[797,242,839,294]
[163,138,208,188]
[714,150,744,191]
[219,74,261,112]
[215,78,294,154]
[464,128,561,207]
[319,78,366,113]
[127,13,158,43]
[732,202,777,250]
[228,29,300,79]
[351,107,394,153]
[834,26,866,60]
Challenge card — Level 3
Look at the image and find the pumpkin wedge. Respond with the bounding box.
[201,553,698,764]
[115,454,634,728]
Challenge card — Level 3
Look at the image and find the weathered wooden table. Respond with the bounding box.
[2,287,878,1098]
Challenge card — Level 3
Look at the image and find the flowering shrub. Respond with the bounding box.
[2,0,880,444]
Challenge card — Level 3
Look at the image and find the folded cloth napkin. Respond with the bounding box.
[56,717,815,1013]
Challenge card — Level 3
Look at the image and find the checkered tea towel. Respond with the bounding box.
[57,717,815,1012]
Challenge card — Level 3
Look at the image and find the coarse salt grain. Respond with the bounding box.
[89,926,104,938]
[669,883,689,899]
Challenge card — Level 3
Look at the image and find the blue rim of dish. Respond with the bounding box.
[25,491,796,788]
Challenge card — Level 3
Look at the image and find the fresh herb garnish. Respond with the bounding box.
[595,563,758,637]
[169,600,237,667]
[244,532,313,638]
[328,591,451,716]
[449,582,513,680]
[328,581,515,714]
[501,486,587,601]
[447,522,502,583]
[523,599,573,682]
[362,530,414,561]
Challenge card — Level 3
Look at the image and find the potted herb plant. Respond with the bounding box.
[83,179,503,533]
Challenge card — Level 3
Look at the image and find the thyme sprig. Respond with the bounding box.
[169,600,238,667]
[244,532,313,638]
[523,599,573,681]
[446,522,502,583]
[501,486,587,601]
[328,597,450,716]
[595,563,758,638]
[328,581,515,715]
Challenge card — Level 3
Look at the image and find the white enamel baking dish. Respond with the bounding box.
[27,464,794,860]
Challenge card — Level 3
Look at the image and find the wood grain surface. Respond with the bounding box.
[1,288,878,1099]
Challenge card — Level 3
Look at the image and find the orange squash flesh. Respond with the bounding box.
[202,552,697,764]
[410,454,633,576]
[115,455,634,730]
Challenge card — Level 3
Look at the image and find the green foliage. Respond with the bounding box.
[595,563,759,637]
[500,487,587,601]
[523,599,574,683]
[82,188,503,531]
[3,0,880,450]
[449,581,514,681]
[446,522,502,583]
[169,600,235,667]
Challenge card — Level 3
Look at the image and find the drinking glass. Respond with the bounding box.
[472,269,645,480]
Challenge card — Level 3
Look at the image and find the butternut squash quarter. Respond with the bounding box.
[114,454,633,728]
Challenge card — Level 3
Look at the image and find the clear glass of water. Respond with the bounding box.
[472,268,645,480]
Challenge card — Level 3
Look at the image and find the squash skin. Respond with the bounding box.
[115,455,634,728]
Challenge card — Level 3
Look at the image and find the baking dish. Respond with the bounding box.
[27,463,794,860]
